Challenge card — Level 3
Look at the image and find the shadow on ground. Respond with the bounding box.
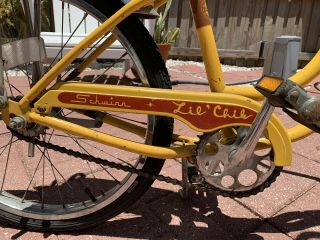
[4,183,319,240]
[94,189,320,240]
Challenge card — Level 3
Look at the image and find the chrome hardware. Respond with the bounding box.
[228,100,275,166]
[9,116,27,130]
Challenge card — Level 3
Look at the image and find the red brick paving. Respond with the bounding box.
[245,223,293,240]
[269,184,320,239]
[0,63,319,239]
[237,153,320,218]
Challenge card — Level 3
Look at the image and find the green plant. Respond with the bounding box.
[0,0,51,40]
[41,0,51,32]
[153,0,180,44]
[0,0,27,39]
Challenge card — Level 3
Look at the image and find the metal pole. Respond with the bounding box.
[21,0,42,157]
[31,0,42,86]
[0,34,7,109]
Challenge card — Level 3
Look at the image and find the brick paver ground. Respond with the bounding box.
[0,63,319,239]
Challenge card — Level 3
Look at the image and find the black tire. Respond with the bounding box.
[0,0,173,231]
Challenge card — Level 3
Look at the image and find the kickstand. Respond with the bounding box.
[178,157,193,199]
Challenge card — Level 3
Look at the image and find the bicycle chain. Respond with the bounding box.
[10,130,281,198]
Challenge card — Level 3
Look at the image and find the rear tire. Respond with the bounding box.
[0,0,173,231]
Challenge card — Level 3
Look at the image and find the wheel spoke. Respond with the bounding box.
[21,152,45,202]
[92,52,128,83]
[48,154,66,208]
[0,138,18,154]
[78,138,135,167]
[0,0,165,225]
[35,145,72,190]
[60,111,97,179]
[47,12,89,72]
[17,65,33,88]
[60,1,65,62]
[0,136,14,192]
[4,71,15,97]
[43,145,96,204]
[60,109,130,184]
[99,164,120,184]
[41,146,45,209]
[72,134,121,184]
[70,135,97,178]
[62,125,125,184]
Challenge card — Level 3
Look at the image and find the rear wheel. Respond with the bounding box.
[0,0,173,231]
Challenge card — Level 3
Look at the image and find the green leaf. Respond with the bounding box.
[153,0,180,44]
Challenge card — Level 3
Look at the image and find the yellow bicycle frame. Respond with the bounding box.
[4,82,292,166]
[4,0,320,167]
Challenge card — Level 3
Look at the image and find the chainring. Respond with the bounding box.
[195,128,282,195]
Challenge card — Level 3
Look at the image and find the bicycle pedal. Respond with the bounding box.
[283,108,320,134]
[256,76,320,127]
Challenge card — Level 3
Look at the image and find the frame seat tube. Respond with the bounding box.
[190,0,225,92]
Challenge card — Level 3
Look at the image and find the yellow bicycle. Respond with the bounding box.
[0,0,319,231]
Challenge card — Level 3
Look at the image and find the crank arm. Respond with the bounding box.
[228,100,275,166]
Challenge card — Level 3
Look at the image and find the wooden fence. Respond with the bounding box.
[166,0,320,63]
